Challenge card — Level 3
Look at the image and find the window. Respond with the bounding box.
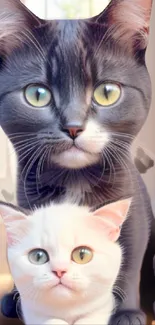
[22,0,110,19]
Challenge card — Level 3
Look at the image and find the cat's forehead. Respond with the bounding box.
[32,203,90,227]
[44,19,135,79]
[29,203,91,247]
[46,20,89,67]
[54,20,83,41]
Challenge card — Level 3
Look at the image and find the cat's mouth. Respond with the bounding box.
[51,144,99,169]
[65,145,88,154]
[53,280,73,291]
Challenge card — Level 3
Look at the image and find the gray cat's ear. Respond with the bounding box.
[92,0,153,51]
[0,0,42,55]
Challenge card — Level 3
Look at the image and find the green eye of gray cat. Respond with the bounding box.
[28,249,49,265]
[93,83,121,107]
[24,84,52,108]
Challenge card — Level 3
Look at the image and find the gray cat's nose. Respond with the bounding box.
[62,124,84,139]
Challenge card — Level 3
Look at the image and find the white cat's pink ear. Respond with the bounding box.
[0,0,41,55]
[92,198,132,242]
[0,202,27,246]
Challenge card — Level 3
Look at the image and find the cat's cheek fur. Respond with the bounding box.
[76,120,109,154]
[90,243,122,288]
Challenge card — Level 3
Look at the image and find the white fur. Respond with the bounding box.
[6,202,122,325]
[52,120,109,169]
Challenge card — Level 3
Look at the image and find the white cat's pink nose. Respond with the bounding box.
[53,270,66,278]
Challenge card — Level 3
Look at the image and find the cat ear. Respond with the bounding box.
[92,198,132,242]
[93,0,153,52]
[0,0,42,55]
[0,202,28,247]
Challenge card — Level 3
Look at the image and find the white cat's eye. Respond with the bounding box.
[28,249,49,265]
[71,246,93,264]
[93,82,121,107]
[24,84,52,108]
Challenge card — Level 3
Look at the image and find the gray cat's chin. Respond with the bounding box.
[51,147,99,169]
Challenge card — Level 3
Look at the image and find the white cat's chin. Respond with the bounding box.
[51,147,99,169]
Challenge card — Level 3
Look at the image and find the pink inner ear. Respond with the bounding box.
[4,221,29,248]
[104,0,153,52]
[87,214,121,242]
[109,228,120,242]
[7,233,17,247]
[140,0,153,11]
[93,210,124,227]
[88,199,131,241]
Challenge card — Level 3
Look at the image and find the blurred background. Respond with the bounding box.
[0,1,155,323]
[22,0,110,19]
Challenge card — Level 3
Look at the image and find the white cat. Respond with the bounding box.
[0,198,131,325]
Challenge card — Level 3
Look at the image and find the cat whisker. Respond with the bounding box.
[110,131,135,139]
[9,132,65,143]
[102,147,116,186]
[17,145,40,165]
[23,147,45,207]
[40,147,50,175]
[36,146,49,194]
[15,141,40,154]
[9,133,37,140]
[107,146,129,173]
[16,296,23,321]
[113,285,127,301]
[84,169,103,188]
[18,26,54,73]
[12,138,38,147]
[90,155,106,188]
[107,141,130,156]
[106,142,132,176]
[110,141,131,151]
[21,29,48,64]
[21,145,44,178]
[8,132,37,137]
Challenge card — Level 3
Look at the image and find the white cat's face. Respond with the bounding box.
[1,199,131,309]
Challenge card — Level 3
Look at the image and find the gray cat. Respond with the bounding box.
[0,0,154,324]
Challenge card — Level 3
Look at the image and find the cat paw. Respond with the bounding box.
[109,310,146,325]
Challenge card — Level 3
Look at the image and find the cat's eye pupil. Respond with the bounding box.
[24,84,52,108]
[36,90,41,101]
[28,249,49,265]
[35,88,46,101]
[79,249,85,260]
[72,246,93,264]
[104,86,111,100]
[93,82,121,107]
[36,252,42,261]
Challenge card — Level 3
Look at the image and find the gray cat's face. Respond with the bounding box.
[0,0,152,170]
